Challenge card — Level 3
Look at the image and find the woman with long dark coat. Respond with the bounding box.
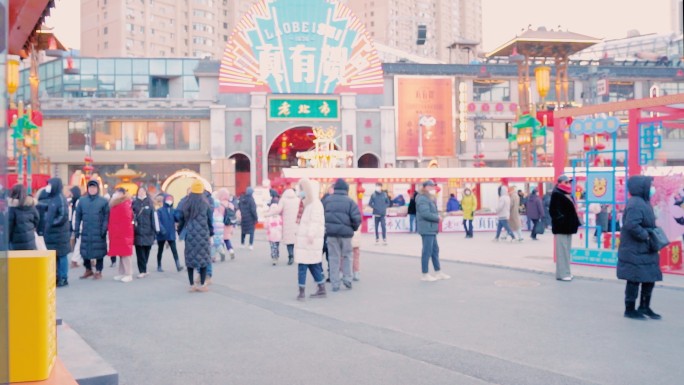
[8,184,39,251]
[238,187,258,249]
[39,178,73,286]
[177,181,214,292]
[132,186,158,278]
[617,176,663,320]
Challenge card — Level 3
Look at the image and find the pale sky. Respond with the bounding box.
[46,0,675,52]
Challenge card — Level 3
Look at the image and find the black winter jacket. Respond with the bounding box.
[38,178,71,256]
[617,176,662,282]
[8,197,39,250]
[549,186,581,235]
[323,180,361,238]
[238,192,258,233]
[75,190,110,259]
[132,197,157,246]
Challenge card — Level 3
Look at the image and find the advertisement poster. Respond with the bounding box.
[586,172,615,203]
[395,77,455,158]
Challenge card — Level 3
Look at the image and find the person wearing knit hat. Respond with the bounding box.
[322,179,362,291]
[177,182,214,292]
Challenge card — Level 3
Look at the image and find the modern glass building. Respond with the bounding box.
[16,57,201,102]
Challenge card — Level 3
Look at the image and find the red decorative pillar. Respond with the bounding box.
[553,117,567,180]
[627,108,641,177]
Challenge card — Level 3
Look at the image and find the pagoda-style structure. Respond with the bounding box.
[487,27,600,110]
[106,165,146,195]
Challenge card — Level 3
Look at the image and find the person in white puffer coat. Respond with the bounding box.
[294,178,326,301]
[267,188,300,265]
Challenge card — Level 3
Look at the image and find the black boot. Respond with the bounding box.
[624,301,647,320]
[57,278,69,288]
[638,294,662,320]
[310,283,327,298]
[297,287,305,301]
[287,256,294,265]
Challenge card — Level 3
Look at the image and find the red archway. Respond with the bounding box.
[358,153,380,168]
[268,127,315,182]
[230,153,251,196]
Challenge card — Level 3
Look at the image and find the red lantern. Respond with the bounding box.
[435,185,441,194]
[84,156,93,163]
[478,153,485,159]
[473,154,479,159]
[583,145,592,151]
[357,184,366,200]
[596,142,606,150]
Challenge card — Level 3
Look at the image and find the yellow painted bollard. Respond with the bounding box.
[8,250,57,383]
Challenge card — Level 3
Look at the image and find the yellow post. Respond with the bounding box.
[8,250,57,383]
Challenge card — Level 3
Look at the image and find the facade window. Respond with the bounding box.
[126,23,135,32]
[223,22,228,29]
[657,82,684,96]
[473,80,510,102]
[94,121,200,151]
[104,41,109,49]
[103,27,108,35]
[68,121,90,150]
[606,81,634,102]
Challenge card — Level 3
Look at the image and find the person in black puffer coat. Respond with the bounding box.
[238,187,258,249]
[8,184,39,251]
[323,179,361,291]
[38,178,72,287]
[618,175,663,320]
[549,175,581,281]
[75,180,110,280]
[408,191,418,233]
[132,186,158,277]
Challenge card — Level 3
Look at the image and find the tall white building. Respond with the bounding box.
[80,0,253,58]
[673,0,683,34]
[346,0,482,63]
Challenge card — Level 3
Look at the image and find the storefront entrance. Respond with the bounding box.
[267,127,316,182]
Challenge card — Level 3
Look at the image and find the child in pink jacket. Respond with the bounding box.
[265,205,283,266]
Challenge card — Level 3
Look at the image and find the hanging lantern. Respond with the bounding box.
[534,66,551,101]
[357,184,366,200]
[6,55,20,95]
[280,133,289,160]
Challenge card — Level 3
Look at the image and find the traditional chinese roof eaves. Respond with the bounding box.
[487,29,601,58]
[8,0,56,56]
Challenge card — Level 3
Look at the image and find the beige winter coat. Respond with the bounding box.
[294,179,325,265]
[509,191,521,231]
[268,189,300,245]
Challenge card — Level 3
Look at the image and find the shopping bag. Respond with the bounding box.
[35,232,47,250]
[534,220,545,235]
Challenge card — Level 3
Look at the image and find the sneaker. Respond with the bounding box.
[272,259,277,266]
[434,271,451,280]
[205,277,213,285]
[353,272,360,282]
[375,239,380,245]
[113,275,124,281]
[189,285,199,293]
[137,273,147,279]
[110,262,116,268]
[176,265,185,272]
[383,239,388,246]
[230,249,235,260]
[517,238,524,242]
[56,278,69,287]
[492,238,500,242]
[331,286,340,292]
[558,276,573,282]
[197,285,209,292]
[421,274,438,282]
[157,266,164,273]
[343,280,352,289]
[249,245,254,251]
[121,275,133,283]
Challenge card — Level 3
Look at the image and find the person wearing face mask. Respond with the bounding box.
[132,186,159,278]
[460,188,477,238]
[549,175,581,282]
[107,188,134,283]
[156,193,184,272]
[369,182,390,245]
[416,180,450,282]
[617,176,663,320]
[294,179,327,300]
[75,180,110,280]
[36,178,72,286]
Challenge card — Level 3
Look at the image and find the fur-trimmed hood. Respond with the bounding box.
[109,193,132,208]
[9,196,36,208]
[299,178,320,207]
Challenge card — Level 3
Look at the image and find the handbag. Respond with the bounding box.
[534,220,545,235]
[648,227,669,251]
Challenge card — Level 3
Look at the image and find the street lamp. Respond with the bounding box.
[6,55,20,108]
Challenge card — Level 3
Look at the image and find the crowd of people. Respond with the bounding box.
[5,173,665,319]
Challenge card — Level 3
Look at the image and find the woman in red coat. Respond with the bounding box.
[108,188,135,283]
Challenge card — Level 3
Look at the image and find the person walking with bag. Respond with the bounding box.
[75,180,110,280]
[525,189,544,240]
[550,175,581,281]
[461,188,477,238]
[8,184,39,250]
[177,180,214,292]
[132,186,158,278]
[156,194,184,272]
[618,176,663,320]
[37,178,72,287]
[108,188,135,283]
[493,185,517,242]
[294,178,327,301]
[416,180,450,282]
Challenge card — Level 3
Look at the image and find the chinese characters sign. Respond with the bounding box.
[219,0,383,95]
[267,97,340,120]
[395,77,455,158]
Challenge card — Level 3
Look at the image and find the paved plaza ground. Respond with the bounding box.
[57,231,684,385]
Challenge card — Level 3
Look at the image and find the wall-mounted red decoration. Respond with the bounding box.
[481,103,490,112]
[495,103,504,112]
[346,135,354,152]
[234,118,243,127]
[364,136,372,144]
[365,119,372,128]
[255,135,263,185]
[467,103,476,112]
[234,133,243,143]
[509,103,518,112]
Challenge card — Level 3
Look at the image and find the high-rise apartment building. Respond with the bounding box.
[346,0,482,63]
[81,0,253,58]
[673,0,683,34]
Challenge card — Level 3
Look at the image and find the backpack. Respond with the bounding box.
[223,207,237,225]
